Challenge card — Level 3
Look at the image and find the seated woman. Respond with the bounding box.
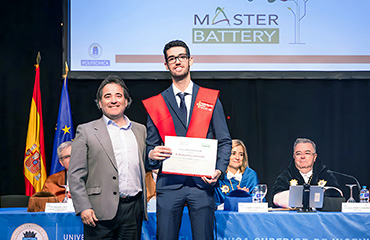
[215,139,259,206]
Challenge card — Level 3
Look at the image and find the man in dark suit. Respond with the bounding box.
[68,75,147,240]
[142,40,232,240]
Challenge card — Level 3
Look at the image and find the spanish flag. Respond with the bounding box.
[24,52,47,196]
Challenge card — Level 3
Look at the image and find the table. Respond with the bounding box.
[1,208,369,239]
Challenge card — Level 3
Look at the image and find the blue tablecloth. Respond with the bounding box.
[1,208,369,239]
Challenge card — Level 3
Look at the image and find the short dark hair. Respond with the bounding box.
[95,74,132,109]
[163,40,191,61]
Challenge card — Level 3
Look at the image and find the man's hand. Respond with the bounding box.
[202,169,222,185]
[81,209,98,227]
[149,146,172,161]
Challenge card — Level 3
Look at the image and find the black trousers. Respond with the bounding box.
[84,193,144,240]
[156,178,215,240]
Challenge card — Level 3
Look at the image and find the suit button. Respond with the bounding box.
[113,192,117,195]
[113,176,117,180]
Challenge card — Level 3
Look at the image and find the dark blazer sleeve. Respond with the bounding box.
[145,114,163,170]
[272,168,292,197]
[209,98,232,173]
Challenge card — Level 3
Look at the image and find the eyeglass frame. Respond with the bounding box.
[166,54,190,64]
[293,151,316,157]
[59,155,71,162]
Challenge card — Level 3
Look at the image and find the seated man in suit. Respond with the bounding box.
[272,138,340,208]
[42,141,72,202]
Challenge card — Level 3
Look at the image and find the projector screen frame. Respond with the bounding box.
[62,0,370,80]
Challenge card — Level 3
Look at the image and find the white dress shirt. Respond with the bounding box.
[103,115,142,197]
[300,169,313,184]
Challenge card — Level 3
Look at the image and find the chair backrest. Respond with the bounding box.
[0,195,30,208]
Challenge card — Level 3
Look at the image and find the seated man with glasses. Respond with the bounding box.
[272,138,339,208]
[42,141,72,202]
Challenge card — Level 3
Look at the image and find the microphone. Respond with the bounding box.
[329,170,361,191]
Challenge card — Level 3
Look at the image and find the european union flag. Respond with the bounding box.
[50,77,74,175]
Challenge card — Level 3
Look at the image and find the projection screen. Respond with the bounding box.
[64,0,370,79]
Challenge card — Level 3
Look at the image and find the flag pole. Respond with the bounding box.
[62,61,69,79]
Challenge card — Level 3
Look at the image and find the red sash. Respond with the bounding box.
[142,94,177,142]
[142,87,219,142]
[187,87,219,138]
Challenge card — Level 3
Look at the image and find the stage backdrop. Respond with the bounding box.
[1,1,370,205]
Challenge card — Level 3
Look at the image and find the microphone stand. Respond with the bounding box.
[329,170,361,191]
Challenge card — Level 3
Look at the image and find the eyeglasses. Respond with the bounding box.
[294,152,316,157]
[166,54,189,64]
[60,155,71,161]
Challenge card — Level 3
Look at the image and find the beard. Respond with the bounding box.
[169,65,190,81]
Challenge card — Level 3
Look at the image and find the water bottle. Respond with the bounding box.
[359,186,369,203]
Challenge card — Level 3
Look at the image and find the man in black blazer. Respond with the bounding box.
[143,40,232,240]
[68,75,147,239]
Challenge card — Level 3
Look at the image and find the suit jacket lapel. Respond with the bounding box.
[93,118,118,170]
[162,86,188,128]
[162,84,201,130]
[188,84,199,123]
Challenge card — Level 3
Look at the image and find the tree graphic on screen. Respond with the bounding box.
[282,0,309,44]
[249,0,309,44]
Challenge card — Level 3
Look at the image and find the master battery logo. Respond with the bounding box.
[193,0,309,44]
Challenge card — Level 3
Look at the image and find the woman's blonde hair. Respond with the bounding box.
[231,139,249,173]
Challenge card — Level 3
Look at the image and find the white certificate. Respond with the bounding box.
[162,136,218,178]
